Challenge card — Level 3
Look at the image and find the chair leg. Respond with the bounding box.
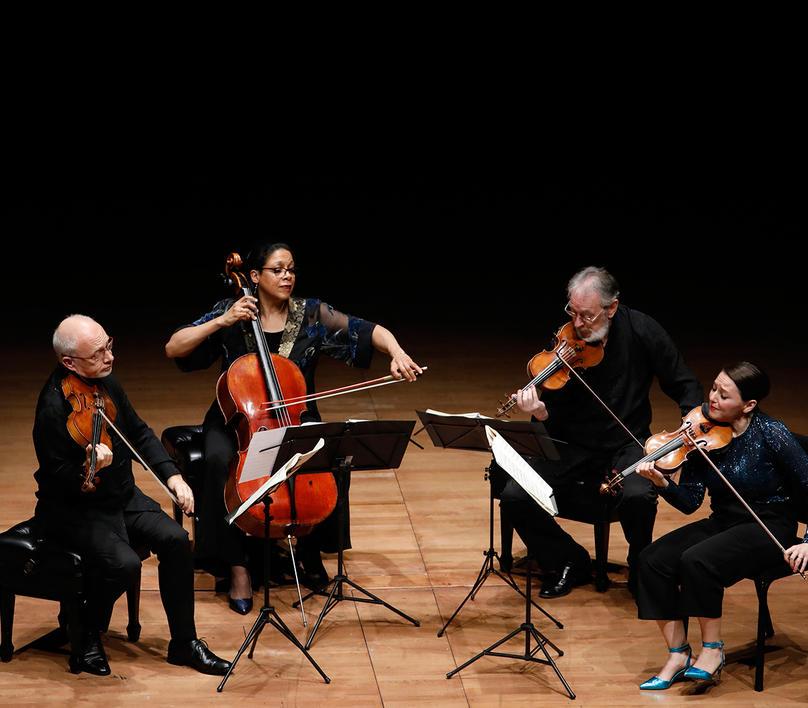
[593,522,611,592]
[0,588,15,661]
[499,513,514,573]
[126,564,142,643]
[753,577,772,692]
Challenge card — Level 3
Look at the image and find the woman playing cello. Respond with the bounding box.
[165,242,422,614]
[635,362,808,690]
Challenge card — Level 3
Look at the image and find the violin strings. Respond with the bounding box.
[501,342,578,413]
[627,437,685,474]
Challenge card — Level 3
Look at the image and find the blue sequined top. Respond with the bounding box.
[659,412,808,543]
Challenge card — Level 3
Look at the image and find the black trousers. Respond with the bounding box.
[496,442,655,575]
[37,490,196,643]
[195,404,349,570]
[636,503,796,619]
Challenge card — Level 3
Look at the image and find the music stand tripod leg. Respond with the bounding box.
[438,461,563,635]
[304,458,420,650]
[217,495,331,692]
[446,570,574,700]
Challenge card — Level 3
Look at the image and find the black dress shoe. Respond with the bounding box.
[167,638,232,676]
[228,597,253,615]
[539,562,591,599]
[69,631,111,676]
[300,568,330,591]
[298,549,331,591]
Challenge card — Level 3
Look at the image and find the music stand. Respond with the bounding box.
[415,410,564,637]
[444,425,575,699]
[289,420,421,649]
[217,434,333,692]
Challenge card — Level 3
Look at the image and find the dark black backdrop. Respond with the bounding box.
[8,166,804,355]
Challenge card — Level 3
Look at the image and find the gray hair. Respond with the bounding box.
[52,314,97,357]
[567,266,620,306]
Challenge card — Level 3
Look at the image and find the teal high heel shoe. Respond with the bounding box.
[639,643,693,690]
[684,641,725,682]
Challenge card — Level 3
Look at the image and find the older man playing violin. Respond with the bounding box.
[498,267,702,598]
[32,315,230,676]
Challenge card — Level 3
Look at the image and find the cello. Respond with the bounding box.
[218,253,338,538]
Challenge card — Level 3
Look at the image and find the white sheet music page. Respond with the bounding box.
[227,437,326,525]
[238,427,288,483]
[425,409,494,419]
[485,425,558,517]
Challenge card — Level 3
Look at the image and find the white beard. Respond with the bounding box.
[581,318,611,344]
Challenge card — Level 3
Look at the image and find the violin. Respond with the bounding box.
[61,373,118,492]
[218,253,338,539]
[497,321,604,418]
[600,403,733,495]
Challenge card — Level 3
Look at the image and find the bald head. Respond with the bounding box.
[53,315,102,357]
[54,315,114,378]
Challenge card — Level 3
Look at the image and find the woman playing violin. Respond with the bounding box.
[165,242,421,614]
[635,362,808,691]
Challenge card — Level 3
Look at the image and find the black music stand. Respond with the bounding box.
[289,420,421,649]
[418,412,574,698]
[415,411,564,636]
[217,433,333,692]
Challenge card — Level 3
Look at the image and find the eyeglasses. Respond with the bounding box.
[564,302,605,325]
[262,267,297,277]
[69,337,114,363]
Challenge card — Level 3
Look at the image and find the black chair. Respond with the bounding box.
[500,477,621,592]
[742,534,802,692]
[741,432,808,691]
[0,517,146,664]
[161,425,205,535]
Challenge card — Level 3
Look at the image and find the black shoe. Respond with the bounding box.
[69,631,110,676]
[228,597,253,615]
[508,555,543,577]
[167,638,231,676]
[539,561,591,599]
[299,565,330,591]
[298,547,331,591]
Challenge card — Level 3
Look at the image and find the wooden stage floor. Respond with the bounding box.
[1,328,806,706]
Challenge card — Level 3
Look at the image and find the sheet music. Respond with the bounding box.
[425,408,494,419]
[239,427,290,482]
[485,425,557,517]
[226,437,325,525]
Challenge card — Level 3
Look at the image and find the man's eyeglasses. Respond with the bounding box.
[564,302,605,325]
[69,337,114,363]
[262,267,297,277]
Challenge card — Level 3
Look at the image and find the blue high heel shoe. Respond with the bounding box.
[684,641,725,682]
[228,597,253,615]
[639,643,693,690]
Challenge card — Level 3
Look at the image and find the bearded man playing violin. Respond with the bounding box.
[498,266,703,598]
[32,315,230,677]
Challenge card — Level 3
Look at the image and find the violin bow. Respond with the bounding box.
[261,367,428,411]
[99,410,191,516]
[688,430,807,581]
[555,352,644,449]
